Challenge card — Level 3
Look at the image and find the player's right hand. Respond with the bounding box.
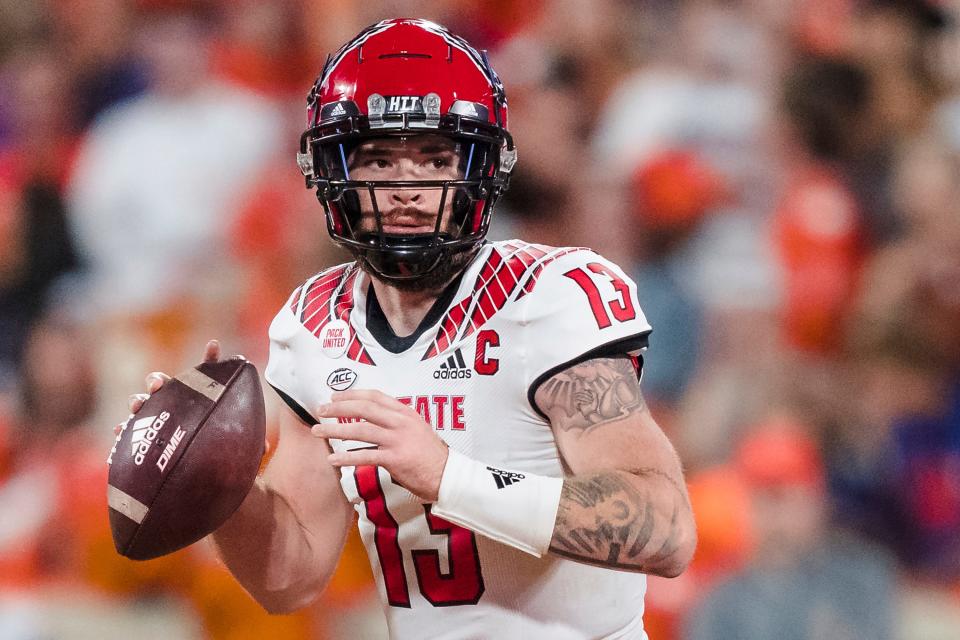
[116,340,221,435]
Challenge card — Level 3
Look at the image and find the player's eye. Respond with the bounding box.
[428,156,451,169]
[365,158,391,169]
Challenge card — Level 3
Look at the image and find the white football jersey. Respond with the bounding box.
[266,240,653,639]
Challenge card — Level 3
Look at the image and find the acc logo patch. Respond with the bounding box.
[327,368,357,391]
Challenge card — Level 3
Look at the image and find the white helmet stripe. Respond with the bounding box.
[319,20,397,88]
[318,19,503,103]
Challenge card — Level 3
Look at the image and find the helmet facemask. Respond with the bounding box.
[298,19,516,286]
[302,117,511,285]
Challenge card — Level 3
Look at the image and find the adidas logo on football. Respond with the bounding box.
[433,348,472,379]
[487,467,524,490]
[129,412,171,466]
[130,415,158,455]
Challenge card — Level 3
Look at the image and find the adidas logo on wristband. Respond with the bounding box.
[435,449,563,556]
[487,466,525,489]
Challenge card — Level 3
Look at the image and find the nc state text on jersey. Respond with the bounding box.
[338,394,466,431]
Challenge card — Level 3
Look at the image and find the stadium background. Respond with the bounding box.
[1,0,959,638]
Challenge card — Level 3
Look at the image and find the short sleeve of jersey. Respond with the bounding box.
[522,250,652,418]
[264,285,318,426]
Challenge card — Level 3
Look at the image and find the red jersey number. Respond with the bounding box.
[564,262,637,329]
[354,465,485,608]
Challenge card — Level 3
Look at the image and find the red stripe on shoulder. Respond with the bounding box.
[287,286,303,314]
[422,243,546,360]
[516,247,591,299]
[347,333,376,365]
[334,268,360,322]
[464,244,540,332]
[421,250,503,360]
[298,264,376,365]
[300,265,351,334]
[337,269,376,366]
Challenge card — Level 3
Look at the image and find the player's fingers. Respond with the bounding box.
[311,421,388,444]
[204,340,221,362]
[331,389,403,409]
[328,448,383,468]
[128,393,149,413]
[318,399,406,428]
[145,372,171,393]
[330,389,417,417]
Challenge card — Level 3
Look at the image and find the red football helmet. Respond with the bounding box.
[298,18,517,281]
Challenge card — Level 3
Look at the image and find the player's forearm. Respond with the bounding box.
[211,478,344,614]
[548,468,696,577]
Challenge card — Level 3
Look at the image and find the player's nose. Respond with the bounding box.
[388,188,424,205]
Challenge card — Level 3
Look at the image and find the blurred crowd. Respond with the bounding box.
[0,0,958,638]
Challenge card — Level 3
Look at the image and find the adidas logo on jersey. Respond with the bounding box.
[487,466,525,489]
[433,348,472,379]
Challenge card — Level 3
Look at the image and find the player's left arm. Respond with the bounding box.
[535,355,696,577]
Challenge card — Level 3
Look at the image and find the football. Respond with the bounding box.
[107,357,266,560]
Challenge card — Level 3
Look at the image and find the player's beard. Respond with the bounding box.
[356,205,478,293]
[361,244,477,293]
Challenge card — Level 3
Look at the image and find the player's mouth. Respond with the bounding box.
[381,223,436,234]
[380,213,437,234]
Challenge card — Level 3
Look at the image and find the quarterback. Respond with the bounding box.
[131,19,695,639]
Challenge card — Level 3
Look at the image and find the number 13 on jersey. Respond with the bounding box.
[354,465,485,608]
[564,262,637,329]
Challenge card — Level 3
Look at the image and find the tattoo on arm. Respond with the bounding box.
[624,466,691,509]
[537,357,646,432]
[539,357,691,572]
[549,469,687,571]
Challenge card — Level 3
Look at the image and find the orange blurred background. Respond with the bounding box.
[1,1,959,638]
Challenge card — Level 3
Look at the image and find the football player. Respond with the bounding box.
[130,19,695,639]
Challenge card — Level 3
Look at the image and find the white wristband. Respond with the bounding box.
[432,448,563,557]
